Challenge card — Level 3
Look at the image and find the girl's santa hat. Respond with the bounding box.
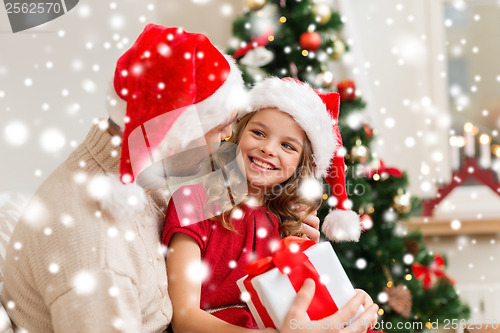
[242,77,361,241]
[113,24,245,183]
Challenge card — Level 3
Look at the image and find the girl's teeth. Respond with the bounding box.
[252,158,273,170]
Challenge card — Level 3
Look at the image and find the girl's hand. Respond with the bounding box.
[354,289,375,309]
[280,279,379,333]
[297,205,320,243]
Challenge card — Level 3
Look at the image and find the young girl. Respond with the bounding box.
[162,77,361,332]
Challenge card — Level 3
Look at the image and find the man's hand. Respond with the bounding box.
[296,204,320,243]
[280,279,379,333]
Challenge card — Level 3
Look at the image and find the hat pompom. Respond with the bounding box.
[87,174,148,219]
[321,209,361,242]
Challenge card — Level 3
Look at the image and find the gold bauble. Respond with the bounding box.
[350,143,369,164]
[330,40,346,60]
[316,70,334,88]
[393,192,412,214]
[245,0,266,11]
[312,3,331,25]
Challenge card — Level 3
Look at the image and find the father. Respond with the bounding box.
[0,24,326,332]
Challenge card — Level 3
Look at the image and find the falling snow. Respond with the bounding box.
[0,1,498,316]
[186,261,209,283]
[73,271,97,295]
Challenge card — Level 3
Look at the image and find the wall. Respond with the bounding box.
[338,0,454,199]
[426,233,500,320]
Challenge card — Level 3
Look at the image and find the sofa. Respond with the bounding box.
[0,192,27,333]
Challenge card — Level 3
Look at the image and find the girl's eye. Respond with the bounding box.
[282,143,295,151]
[251,130,264,137]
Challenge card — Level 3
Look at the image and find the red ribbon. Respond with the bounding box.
[412,254,456,290]
[365,159,403,179]
[233,28,274,59]
[243,237,339,327]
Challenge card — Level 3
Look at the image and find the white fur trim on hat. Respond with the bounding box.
[160,55,247,152]
[87,174,147,220]
[243,77,336,178]
[321,209,361,242]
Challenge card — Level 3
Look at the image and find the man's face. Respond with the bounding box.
[150,110,238,178]
[203,110,237,154]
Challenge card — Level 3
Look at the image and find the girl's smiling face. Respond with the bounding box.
[236,108,306,191]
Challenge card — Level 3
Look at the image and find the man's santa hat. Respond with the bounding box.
[241,77,361,241]
[113,24,245,183]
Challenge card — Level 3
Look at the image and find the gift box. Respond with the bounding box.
[237,236,364,330]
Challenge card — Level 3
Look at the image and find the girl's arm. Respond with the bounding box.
[167,233,276,333]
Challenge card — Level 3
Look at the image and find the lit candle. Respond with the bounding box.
[464,123,476,158]
[479,134,491,168]
[449,135,465,170]
[493,146,500,181]
[420,162,432,198]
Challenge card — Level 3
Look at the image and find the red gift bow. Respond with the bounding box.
[365,160,403,179]
[412,254,456,290]
[233,28,274,59]
[243,236,339,328]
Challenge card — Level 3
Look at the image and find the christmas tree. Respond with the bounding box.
[228,1,470,331]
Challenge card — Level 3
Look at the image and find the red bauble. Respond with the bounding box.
[299,31,321,51]
[360,214,373,231]
[337,80,356,101]
[362,123,373,140]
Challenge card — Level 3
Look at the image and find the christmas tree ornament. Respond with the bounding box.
[330,40,346,60]
[246,66,269,82]
[337,80,356,101]
[404,239,420,257]
[385,285,412,318]
[362,123,373,140]
[240,46,274,67]
[315,70,334,88]
[360,214,373,231]
[412,254,456,290]
[394,222,408,237]
[354,164,365,178]
[300,31,321,51]
[312,3,332,25]
[365,159,404,180]
[245,0,266,11]
[233,28,274,59]
[393,191,412,214]
[350,140,369,164]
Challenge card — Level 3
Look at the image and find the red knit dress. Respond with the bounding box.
[162,183,279,328]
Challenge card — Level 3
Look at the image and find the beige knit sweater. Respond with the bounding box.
[0,123,172,332]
